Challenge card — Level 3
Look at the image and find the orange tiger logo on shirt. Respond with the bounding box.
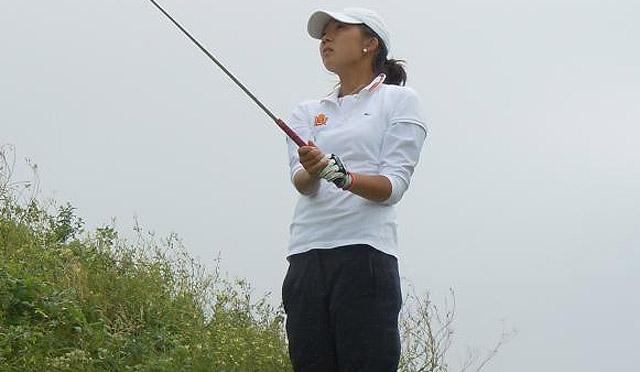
[315,113,328,126]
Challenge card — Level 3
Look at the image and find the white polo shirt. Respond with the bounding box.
[286,74,428,258]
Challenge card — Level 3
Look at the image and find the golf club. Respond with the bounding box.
[146,0,307,147]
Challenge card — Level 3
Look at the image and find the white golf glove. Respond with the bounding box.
[317,154,353,189]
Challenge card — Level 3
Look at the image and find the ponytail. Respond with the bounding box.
[361,25,407,86]
[380,58,407,86]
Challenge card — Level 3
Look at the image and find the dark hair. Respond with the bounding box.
[360,25,407,86]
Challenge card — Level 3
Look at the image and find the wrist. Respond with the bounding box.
[343,172,357,191]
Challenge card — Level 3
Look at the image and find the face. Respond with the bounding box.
[320,20,375,74]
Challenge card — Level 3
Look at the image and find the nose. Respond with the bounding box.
[321,28,333,43]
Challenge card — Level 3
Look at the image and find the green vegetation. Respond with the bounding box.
[0,162,291,371]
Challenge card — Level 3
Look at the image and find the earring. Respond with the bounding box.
[363,48,368,54]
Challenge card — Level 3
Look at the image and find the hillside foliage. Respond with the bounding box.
[0,159,291,371]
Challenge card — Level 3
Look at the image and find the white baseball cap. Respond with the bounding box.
[307,7,391,54]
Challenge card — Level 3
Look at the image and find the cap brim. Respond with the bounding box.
[307,10,363,39]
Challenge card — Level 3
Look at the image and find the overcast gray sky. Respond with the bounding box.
[2,0,639,370]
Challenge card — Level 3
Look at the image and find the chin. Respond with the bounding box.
[322,60,338,74]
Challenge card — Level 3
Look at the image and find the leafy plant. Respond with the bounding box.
[0,145,291,371]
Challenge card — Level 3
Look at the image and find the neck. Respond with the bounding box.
[337,66,376,97]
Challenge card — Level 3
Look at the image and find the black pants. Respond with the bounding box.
[282,245,402,372]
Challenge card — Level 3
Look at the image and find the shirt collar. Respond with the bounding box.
[321,73,387,105]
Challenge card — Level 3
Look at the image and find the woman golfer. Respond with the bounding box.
[282,7,428,372]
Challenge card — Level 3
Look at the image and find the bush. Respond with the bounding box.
[0,146,291,371]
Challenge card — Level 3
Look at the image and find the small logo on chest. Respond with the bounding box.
[315,113,328,126]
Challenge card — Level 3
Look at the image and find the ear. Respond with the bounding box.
[365,36,380,54]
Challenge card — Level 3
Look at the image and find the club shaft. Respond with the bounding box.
[147,0,306,147]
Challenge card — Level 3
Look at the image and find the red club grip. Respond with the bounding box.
[276,118,307,148]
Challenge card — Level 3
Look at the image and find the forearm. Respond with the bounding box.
[293,169,321,195]
[346,173,391,202]
[293,168,391,202]
[294,141,392,201]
